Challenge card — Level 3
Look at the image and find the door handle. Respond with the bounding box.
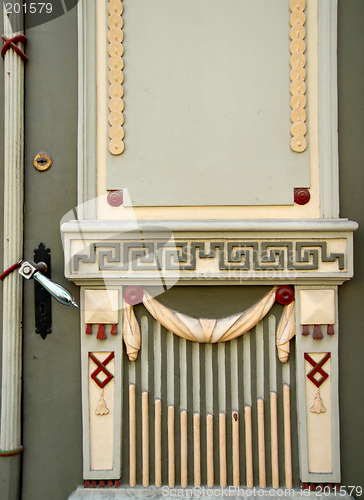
[19,260,78,308]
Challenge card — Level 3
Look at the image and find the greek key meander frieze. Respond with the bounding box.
[72,240,346,273]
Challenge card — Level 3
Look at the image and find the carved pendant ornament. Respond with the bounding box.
[95,389,110,416]
[300,289,336,340]
[122,286,296,363]
[85,323,118,339]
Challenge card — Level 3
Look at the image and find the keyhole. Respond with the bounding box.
[40,303,46,315]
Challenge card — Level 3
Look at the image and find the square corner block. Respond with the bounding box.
[84,290,119,324]
[299,289,335,325]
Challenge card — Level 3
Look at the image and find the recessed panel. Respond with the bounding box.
[107,0,310,206]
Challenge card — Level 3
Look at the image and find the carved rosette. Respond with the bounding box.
[108,0,125,155]
[289,0,307,153]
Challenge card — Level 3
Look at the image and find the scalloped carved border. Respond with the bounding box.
[108,0,125,155]
[289,0,307,153]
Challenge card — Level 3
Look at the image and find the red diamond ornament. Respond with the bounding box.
[89,352,115,388]
[304,352,331,388]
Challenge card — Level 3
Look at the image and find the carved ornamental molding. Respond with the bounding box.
[108,0,125,155]
[61,220,356,284]
[290,0,307,153]
[72,240,345,273]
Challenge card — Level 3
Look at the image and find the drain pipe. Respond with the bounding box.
[0,4,26,499]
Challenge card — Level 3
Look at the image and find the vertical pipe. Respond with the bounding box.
[244,406,253,489]
[270,392,279,489]
[141,316,149,487]
[167,331,175,488]
[257,399,266,488]
[243,334,252,407]
[129,383,136,487]
[180,410,188,488]
[193,413,201,487]
[154,321,162,487]
[283,384,293,489]
[168,405,175,488]
[256,323,266,488]
[155,399,162,487]
[1,12,25,495]
[142,391,149,487]
[180,339,188,487]
[232,413,240,487]
[192,343,201,486]
[205,344,214,487]
[180,338,187,409]
[269,315,279,489]
[206,414,214,488]
[230,339,240,487]
[218,343,227,487]
[243,334,253,488]
[282,362,292,489]
[219,413,227,487]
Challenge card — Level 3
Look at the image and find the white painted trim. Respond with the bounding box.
[61,219,358,234]
[81,286,123,480]
[295,286,340,483]
[318,0,340,218]
[77,0,97,219]
[0,5,25,452]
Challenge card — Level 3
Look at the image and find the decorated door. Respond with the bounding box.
[0,1,363,500]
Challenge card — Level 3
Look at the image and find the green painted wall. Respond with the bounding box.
[337,0,364,496]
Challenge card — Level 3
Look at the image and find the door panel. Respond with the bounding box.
[21,7,81,500]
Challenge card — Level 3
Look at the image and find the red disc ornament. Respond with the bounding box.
[107,190,123,207]
[294,187,310,205]
[275,285,295,305]
[124,286,144,305]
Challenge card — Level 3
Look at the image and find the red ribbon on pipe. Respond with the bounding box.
[0,261,21,281]
[1,34,28,62]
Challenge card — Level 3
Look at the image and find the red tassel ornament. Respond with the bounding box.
[97,324,106,340]
[111,323,118,335]
[313,324,323,340]
[98,481,106,488]
[327,324,335,335]
[85,323,92,335]
[302,324,310,336]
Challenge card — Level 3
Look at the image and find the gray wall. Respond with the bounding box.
[0,2,4,412]
[337,0,364,496]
